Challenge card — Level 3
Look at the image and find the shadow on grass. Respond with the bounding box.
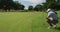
[55,27,60,31]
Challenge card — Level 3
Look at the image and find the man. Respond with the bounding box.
[46,8,58,29]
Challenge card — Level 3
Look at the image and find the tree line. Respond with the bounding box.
[28,0,60,11]
[0,0,25,11]
[0,0,60,12]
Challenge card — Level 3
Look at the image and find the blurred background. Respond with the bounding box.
[0,0,60,12]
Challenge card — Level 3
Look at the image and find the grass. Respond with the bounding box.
[0,11,60,32]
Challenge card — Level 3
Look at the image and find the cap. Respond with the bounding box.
[47,8,51,12]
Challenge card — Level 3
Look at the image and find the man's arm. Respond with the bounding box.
[46,13,51,19]
[46,16,50,19]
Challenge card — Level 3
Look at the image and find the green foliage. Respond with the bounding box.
[42,0,60,10]
[33,0,60,11]
[13,2,25,10]
[0,0,25,11]
[28,6,33,11]
[34,4,43,11]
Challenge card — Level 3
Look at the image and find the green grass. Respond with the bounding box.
[0,11,60,32]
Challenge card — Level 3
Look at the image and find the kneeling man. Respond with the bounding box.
[46,8,58,29]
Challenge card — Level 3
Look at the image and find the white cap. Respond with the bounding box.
[47,8,51,12]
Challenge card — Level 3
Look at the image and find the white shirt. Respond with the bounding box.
[48,11,58,20]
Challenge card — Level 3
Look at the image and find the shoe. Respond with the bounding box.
[53,25,57,29]
[48,26,52,29]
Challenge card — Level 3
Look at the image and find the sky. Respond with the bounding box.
[13,0,46,9]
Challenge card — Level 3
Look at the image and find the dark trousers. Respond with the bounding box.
[46,19,58,26]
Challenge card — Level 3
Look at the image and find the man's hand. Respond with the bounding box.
[46,16,49,19]
[46,17,49,19]
[46,16,53,21]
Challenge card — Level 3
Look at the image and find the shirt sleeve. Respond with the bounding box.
[48,13,51,17]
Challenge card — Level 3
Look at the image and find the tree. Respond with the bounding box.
[28,6,33,10]
[0,0,25,11]
[13,1,24,10]
[0,0,14,11]
[19,5,25,10]
[34,4,43,11]
[42,0,60,10]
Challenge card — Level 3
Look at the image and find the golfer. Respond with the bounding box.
[46,8,58,29]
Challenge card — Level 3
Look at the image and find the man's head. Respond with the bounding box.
[47,8,54,13]
[47,8,52,12]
